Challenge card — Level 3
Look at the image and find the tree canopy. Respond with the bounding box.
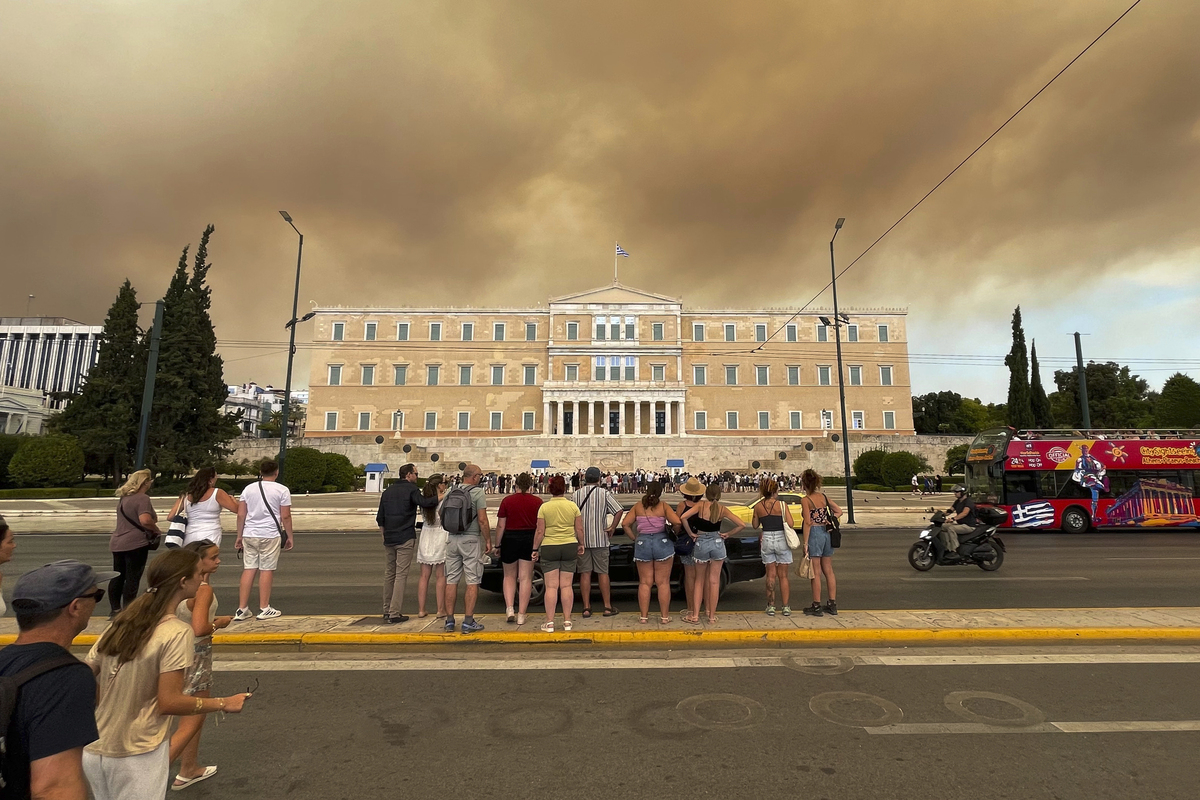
[1004,306,1034,429]
[1049,361,1154,429]
[1155,373,1200,428]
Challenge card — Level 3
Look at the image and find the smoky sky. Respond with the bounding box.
[2,0,1198,396]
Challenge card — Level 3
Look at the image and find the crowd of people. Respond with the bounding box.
[479,469,816,496]
[0,458,845,799]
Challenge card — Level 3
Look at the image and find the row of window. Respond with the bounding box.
[327,362,896,387]
[323,408,898,432]
[330,320,894,344]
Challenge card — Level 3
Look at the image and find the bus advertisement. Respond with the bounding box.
[964,428,1200,533]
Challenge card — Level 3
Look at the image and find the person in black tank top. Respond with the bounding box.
[752,478,795,616]
[680,484,746,624]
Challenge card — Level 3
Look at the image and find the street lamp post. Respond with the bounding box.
[278,211,304,481]
[829,218,855,524]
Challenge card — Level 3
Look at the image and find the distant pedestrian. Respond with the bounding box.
[110,470,163,617]
[0,516,14,616]
[800,469,843,617]
[680,484,745,624]
[168,468,239,549]
[752,478,794,616]
[442,464,491,634]
[532,476,583,632]
[84,550,249,800]
[623,481,680,624]
[376,463,441,623]
[911,474,920,495]
[936,474,943,493]
[495,472,541,625]
[415,473,449,618]
[232,460,293,622]
[573,466,625,619]
[168,541,233,790]
[673,477,706,623]
[0,559,115,800]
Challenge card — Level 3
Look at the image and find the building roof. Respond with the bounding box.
[549,283,680,306]
[0,317,95,327]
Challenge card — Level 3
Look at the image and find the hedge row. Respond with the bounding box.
[0,487,115,499]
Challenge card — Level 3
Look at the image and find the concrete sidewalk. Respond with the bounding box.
[5,607,1199,649]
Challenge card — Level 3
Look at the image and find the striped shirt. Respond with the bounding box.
[571,484,625,549]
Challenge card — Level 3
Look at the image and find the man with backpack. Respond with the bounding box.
[376,463,442,623]
[0,560,116,800]
[441,464,490,633]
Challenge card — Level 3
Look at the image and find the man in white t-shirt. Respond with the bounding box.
[233,460,293,621]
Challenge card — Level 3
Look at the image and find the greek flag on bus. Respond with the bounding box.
[1010,501,1055,528]
[615,243,630,257]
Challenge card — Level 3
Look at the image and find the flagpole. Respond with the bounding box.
[614,241,618,285]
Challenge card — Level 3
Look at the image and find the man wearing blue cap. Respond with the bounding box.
[0,560,116,800]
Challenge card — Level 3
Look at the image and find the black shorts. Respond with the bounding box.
[499,529,535,564]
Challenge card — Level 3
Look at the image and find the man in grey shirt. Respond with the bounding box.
[572,466,625,617]
[444,465,491,634]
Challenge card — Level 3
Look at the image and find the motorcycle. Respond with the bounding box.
[907,507,1007,572]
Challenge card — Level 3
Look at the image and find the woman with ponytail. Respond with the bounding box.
[621,481,681,624]
[84,550,250,799]
[679,484,745,623]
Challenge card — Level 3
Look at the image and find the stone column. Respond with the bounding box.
[618,399,626,437]
[678,396,687,437]
[634,401,643,435]
[603,400,611,437]
[556,401,565,437]
[543,401,551,437]
[665,401,673,436]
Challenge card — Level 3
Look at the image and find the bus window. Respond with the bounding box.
[1004,472,1039,504]
[1038,470,1060,499]
[1105,472,1140,498]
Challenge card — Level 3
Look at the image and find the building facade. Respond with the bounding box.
[304,284,915,440]
[223,383,307,438]
[0,317,102,407]
[0,386,50,435]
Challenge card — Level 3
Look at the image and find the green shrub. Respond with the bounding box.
[880,450,931,488]
[852,449,887,484]
[321,452,357,492]
[320,484,339,493]
[0,487,113,499]
[280,447,326,493]
[894,485,913,492]
[855,483,895,492]
[943,444,969,475]
[7,434,86,488]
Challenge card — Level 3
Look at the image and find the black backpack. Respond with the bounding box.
[439,485,477,534]
[0,654,82,788]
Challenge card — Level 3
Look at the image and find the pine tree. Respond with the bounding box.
[146,226,240,476]
[1155,373,1200,428]
[49,281,146,485]
[1029,339,1054,428]
[1004,306,1035,430]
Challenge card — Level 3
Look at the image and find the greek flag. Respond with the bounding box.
[1010,501,1055,528]
[615,243,630,257]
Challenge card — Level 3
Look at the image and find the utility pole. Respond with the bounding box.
[134,300,165,470]
[278,211,304,481]
[830,218,855,524]
[1074,332,1091,430]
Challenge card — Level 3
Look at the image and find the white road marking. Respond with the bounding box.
[900,576,1089,582]
[1105,557,1200,561]
[875,653,1200,666]
[865,721,1200,735]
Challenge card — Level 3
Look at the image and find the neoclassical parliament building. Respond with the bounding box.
[303,283,915,447]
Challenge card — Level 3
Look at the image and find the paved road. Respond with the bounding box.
[6,530,1198,616]
[164,647,1200,799]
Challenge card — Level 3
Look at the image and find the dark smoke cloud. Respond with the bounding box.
[1,0,1197,392]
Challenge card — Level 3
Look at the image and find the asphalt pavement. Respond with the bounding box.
[162,647,1200,799]
[6,529,1199,615]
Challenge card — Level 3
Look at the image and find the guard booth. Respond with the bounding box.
[665,459,685,479]
[531,459,551,475]
[364,463,390,493]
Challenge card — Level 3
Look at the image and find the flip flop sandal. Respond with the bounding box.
[173,766,218,791]
[602,607,620,617]
[581,608,592,618]
[563,620,573,631]
[659,616,671,624]
[682,615,700,625]
[639,616,649,624]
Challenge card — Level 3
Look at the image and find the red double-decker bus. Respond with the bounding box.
[964,428,1200,533]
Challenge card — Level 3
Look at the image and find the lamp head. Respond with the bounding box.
[835,218,845,229]
[300,311,317,323]
[279,210,293,223]
[818,316,832,327]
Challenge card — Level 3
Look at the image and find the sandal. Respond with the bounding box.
[563,620,573,631]
[639,616,649,624]
[172,766,217,791]
[581,608,592,619]
[602,607,620,617]
[539,621,555,633]
[682,614,700,625]
[706,615,717,624]
[659,616,670,624]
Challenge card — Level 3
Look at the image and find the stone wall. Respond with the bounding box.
[233,432,971,476]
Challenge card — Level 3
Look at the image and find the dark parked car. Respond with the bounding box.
[481,514,765,605]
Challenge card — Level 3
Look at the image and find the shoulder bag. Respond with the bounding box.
[258,480,290,547]
[818,492,842,549]
[119,497,161,551]
[165,494,188,549]
[780,500,801,550]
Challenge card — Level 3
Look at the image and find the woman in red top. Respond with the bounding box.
[495,473,542,625]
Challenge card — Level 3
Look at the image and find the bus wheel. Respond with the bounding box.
[1060,507,1091,534]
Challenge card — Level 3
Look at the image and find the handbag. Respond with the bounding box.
[826,499,842,549]
[796,554,815,579]
[258,480,290,547]
[119,498,161,551]
[164,495,188,549]
[779,500,801,550]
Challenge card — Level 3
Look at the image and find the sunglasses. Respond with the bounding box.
[78,589,105,603]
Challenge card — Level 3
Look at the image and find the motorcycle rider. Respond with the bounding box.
[939,485,977,557]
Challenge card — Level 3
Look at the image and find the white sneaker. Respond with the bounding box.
[256,606,282,620]
[232,607,254,622]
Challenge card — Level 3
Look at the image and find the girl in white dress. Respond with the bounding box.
[415,474,448,618]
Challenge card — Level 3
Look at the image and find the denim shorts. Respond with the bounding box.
[692,536,727,563]
[634,534,675,562]
[678,552,696,567]
[759,530,794,564]
[807,525,833,558]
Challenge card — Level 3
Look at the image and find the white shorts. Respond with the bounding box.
[83,739,169,800]
[243,536,281,570]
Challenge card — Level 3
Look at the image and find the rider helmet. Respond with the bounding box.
[952,484,966,494]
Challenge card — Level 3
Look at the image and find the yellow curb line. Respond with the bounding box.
[7,627,1200,648]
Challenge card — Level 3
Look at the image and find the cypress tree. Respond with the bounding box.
[49,281,145,485]
[1029,339,1054,428]
[1004,306,1035,430]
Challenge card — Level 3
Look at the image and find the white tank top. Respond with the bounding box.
[183,491,224,546]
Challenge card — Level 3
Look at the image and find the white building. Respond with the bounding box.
[0,386,49,435]
[223,383,307,438]
[0,317,103,408]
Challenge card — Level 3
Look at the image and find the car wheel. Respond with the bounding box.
[1060,507,1090,534]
